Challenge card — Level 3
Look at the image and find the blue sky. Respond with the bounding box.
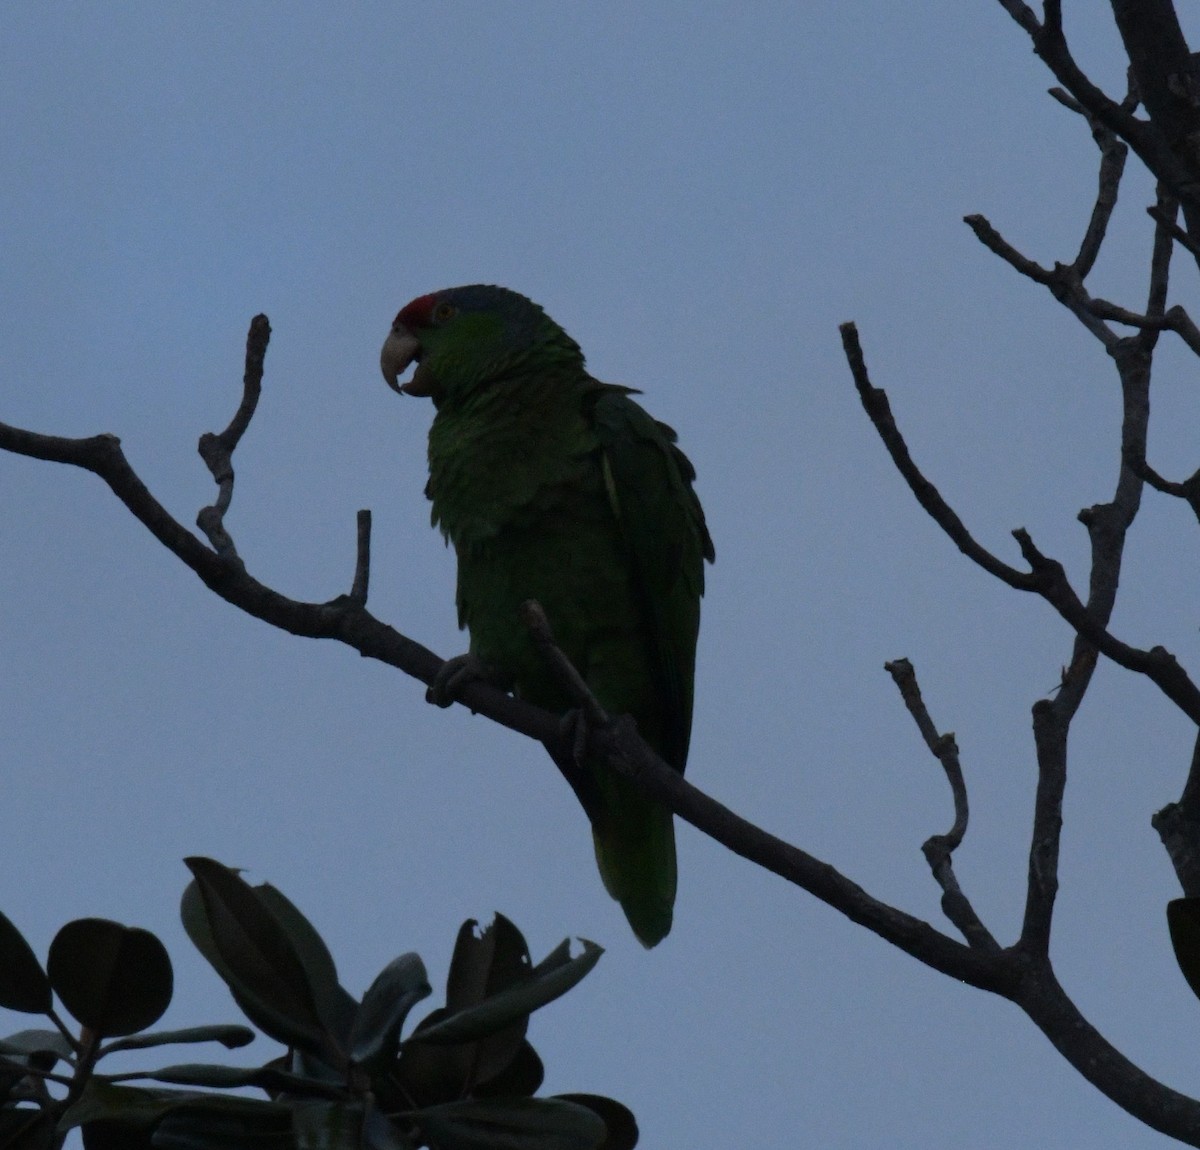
[5,4,1200,1146]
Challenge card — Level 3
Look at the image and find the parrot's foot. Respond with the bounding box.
[558,708,637,766]
[559,708,593,766]
[426,653,496,708]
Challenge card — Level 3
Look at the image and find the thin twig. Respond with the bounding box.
[884,659,968,849]
[1007,527,1200,721]
[998,0,1200,237]
[962,214,1053,283]
[520,599,610,729]
[1148,203,1200,258]
[838,323,1036,590]
[195,314,270,564]
[349,509,371,605]
[884,658,998,951]
[840,329,1200,724]
[1143,189,1177,332]
[1019,701,1067,954]
[1085,299,1200,356]
[1072,109,1128,278]
[964,215,1120,347]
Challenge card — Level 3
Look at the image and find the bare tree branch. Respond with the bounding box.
[839,326,1200,725]
[997,0,1200,246]
[1148,201,1200,257]
[0,321,1013,1000]
[838,322,1037,591]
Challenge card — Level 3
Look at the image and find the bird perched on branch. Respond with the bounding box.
[381,284,713,946]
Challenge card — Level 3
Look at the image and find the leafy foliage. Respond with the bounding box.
[0,859,636,1150]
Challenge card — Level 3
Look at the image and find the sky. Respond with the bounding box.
[4,4,1200,1147]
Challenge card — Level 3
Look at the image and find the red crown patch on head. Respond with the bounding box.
[396,293,439,329]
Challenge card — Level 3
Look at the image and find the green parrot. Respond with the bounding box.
[381,285,713,947]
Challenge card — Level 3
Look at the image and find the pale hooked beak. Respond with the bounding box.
[380,325,425,395]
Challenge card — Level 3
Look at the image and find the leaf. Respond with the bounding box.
[0,1107,58,1150]
[552,1096,637,1150]
[394,918,530,1101]
[144,1098,294,1149]
[182,859,328,1055]
[60,1079,290,1138]
[407,937,602,1047]
[0,910,51,1015]
[392,1008,467,1108]
[180,881,287,1044]
[59,1080,205,1131]
[81,1119,158,1150]
[359,1101,415,1150]
[131,1062,331,1093]
[100,1025,255,1056]
[289,1100,415,1150]
[446,916,531,1013]
[1169,898,1200,1002]
[47,919,172,1037]
[407,1097,607,1150]
[254,884,358,1047]
[350,953,431,1068]
[0,1028,75,1073]
[471,1041,544,1098]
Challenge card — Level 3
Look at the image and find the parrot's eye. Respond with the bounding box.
[432,301,457,323]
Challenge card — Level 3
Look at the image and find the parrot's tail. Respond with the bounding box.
[591,777,677,948]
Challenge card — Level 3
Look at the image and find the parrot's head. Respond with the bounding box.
[380,285,583,406]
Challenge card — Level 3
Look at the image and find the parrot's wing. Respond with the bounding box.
[591,385,714,773]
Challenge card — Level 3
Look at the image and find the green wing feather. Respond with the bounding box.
[585,384,714,946]
[590,385,713,772]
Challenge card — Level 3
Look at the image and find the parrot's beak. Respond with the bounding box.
[380,325,425,395]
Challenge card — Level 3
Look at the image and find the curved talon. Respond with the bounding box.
[426,653,488,708]
[558,708,593,767]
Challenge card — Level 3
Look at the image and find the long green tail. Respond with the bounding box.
[591,775,677,948]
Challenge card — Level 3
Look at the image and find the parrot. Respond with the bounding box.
[380,285,713,947]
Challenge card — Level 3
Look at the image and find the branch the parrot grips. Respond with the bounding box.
[520,599,611,765]
[426,651,496,708]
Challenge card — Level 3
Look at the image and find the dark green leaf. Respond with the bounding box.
[81,1118,158,1150]
[254,884,357,1045]
[287,1100,414,1150]
[402,917,530,1080]
[0,910,51,1015]
[446,916,531,1013]
[148,1098,294,1149]
[180,882,287,1046]
[472,1042,544,1098]
[181,860,328,1055]
[407,938,601,1047]
[100,1025,254,1057]
[1169,898,1200,1002]
[48,919,172,1037]
[0,1106,58,1150]
[0,1028,75,1065]
[133,1061,342,1096]
[552,1096,637,1150]
[350,953,431,1067]
[392,1008,468,1108]
[59,1080,206,1131]
[61,1085,292,1147]
[407,1097,607,1150]
[360,1101,414,1150]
